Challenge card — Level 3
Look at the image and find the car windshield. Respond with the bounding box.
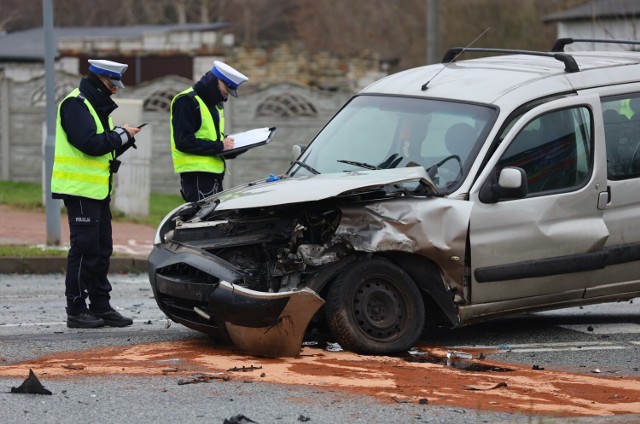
[289,95,496,193]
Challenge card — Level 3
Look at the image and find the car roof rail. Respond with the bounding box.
[551,37,640,52]
[442,47,580,73]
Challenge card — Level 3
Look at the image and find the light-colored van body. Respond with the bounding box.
[149,42,640,356]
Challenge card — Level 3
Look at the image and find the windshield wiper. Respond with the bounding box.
[293,160,320,175]
[337,159,380,170]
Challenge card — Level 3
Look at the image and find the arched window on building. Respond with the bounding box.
[31,82,76,107]
[256,94,317,118]
[143,90,176,112]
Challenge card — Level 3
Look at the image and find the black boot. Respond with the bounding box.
[66,308,105,328]
[92,308,133,327]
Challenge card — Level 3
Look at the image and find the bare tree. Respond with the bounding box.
[292,0,428,68]
[440,0,567,52]
[200,0,211,23]
[174,0,188,25]
[1,0,583,72]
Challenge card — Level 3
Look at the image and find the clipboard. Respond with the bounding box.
[221,127,277,157]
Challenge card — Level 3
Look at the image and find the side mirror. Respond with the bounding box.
[498,167,525,189]
[291,144,306,164]
[479,166,528,203]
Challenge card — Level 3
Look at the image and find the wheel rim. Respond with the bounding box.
[352,276,408,341]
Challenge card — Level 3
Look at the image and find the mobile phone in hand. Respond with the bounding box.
[137,123,148,129]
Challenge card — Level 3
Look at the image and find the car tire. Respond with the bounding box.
[325,257,425,355]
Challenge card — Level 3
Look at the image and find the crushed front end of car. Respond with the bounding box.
[148,167,468,356]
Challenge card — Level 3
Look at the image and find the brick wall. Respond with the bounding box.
[228,43,384,91]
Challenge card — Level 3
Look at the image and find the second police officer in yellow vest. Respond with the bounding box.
[170,61,248,202]
[51,59,140,328]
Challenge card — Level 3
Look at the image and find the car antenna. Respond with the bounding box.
[421,27,491,91]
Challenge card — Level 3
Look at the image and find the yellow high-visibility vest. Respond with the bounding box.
[51,88,114,200]
[170,88,225,174]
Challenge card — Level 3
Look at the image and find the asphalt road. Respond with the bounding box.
[0,273,638,424]
[429,299,640,377]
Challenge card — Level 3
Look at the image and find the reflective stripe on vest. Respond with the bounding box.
[170,88,225,174]
[51,88,114,199]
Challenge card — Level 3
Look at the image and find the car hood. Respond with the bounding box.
[212,167,438,210]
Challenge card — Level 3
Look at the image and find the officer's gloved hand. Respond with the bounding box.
[115,137,137,158]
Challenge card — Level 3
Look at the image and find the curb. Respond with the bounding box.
[0,256,148,275]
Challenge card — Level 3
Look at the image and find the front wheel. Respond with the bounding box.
[325,258,425,355]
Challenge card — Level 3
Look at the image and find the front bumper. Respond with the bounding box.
[148,243,324,357]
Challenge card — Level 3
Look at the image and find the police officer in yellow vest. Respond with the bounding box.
[51,59,141,328]
[170,61,248,202]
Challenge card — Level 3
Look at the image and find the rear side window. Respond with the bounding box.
[497,107,592,196]
[602,95,640,180]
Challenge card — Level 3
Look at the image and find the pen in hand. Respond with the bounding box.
[223,136,235,151]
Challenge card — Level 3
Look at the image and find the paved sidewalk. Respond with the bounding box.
[0,204,155,256]
[0,204,156,273]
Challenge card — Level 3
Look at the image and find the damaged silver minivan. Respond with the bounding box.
[149,39,640,357]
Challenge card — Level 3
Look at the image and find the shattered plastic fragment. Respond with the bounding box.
[446,350,473,368]
[227,365,263,372]
[61,364,85,370]
[177,372,230,385]
[223,415,258,424]
[464,381,508,391]
[10,369,52,395]
[325,342,343,352]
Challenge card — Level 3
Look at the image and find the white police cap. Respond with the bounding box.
[88,59,128,89]
[211,60,248,97]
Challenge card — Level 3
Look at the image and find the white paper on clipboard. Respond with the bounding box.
[223,127,276,155]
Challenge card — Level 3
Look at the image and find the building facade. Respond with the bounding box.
[544,0,640,51]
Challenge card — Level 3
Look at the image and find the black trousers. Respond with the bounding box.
[63,196,113,314]
[180,171,224,202]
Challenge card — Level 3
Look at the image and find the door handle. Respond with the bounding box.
[597,187,610,210]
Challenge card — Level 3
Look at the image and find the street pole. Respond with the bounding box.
[426,0,440,65]
[43,0,61,245]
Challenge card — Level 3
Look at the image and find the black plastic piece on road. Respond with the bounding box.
[10,369,52,395]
